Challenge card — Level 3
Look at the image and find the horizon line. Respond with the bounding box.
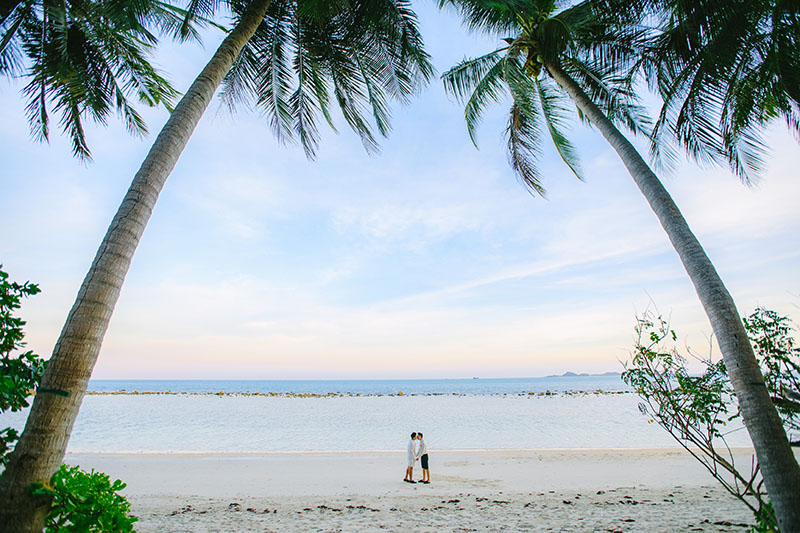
[88,372,622,381]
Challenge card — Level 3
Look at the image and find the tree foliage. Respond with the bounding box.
[622,307,800,531]
[439,0,650,195]
[31,465,137,532]
[743,307,800,434]
[642,0,800,182]
[218,0,433,158]
[0,0,210,159]
[0,265,46,467]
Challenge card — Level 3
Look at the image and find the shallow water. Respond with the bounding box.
[0,380,753,452]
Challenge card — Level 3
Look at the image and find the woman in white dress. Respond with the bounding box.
[404,432,417,483]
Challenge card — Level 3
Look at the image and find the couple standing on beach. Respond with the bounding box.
[404,432,430,484]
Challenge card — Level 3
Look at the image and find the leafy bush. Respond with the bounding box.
[0,265,46,466]
[743,308,800,435]
[32,464,138,532]
[622,306,799,532]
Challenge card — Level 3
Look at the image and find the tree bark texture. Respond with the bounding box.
[545,61,800,532]
[0,0,273,530]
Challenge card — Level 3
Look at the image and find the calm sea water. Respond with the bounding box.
[0,377,753,452]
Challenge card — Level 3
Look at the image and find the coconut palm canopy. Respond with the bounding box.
[440,0,650,195]
[644,0,800,182]
[0,0,206,159]
[219,0,433,157]
[1,0,432,160]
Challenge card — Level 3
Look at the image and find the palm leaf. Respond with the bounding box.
[0,0,32,74]
[503,54,545,195]
[534,75,582,179]
[353,50,391,137]
[6,0,198,159]
[442,47,507,102]
[438,0,528,34]
[178,0,224,38]
[506,102,545,196]
[289,13,326,158]
[331,61,380,154]
[251,2,294,144]
[460,53,506,146]
[562,56,650,138]
[219,41,258,112]
[649,0,799,182]
[221,0,431,158]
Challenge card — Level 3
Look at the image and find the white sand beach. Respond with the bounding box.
[66,448,759,531]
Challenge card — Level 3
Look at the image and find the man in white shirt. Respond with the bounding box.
[416,432,430,484]
[404,432,417,483]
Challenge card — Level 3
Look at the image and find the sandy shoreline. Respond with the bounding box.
[65,448,760,531]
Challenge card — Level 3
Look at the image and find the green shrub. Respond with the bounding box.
[32,464,138,532]
[622,306,799,532]
[0,265,47,466]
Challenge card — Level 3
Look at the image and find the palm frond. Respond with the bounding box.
[113,84,148,137]
[290,30,324,158]
[0,0,32,74]
[459,53,506,146]
[22,66,49,145]
[563,0,651,66]
[437,0,524,35]
[250,2,294,144]
[506,102,545,196]
[224,0,431,158]
[353,50,391,137]
[442,47,507,102]
[536,12,572,63]
[152,1,226,43]
[219,42,258,112]
[723,127,769,182]
[535,75,582,179]
[650,0,799,182]
[62,101,91,159]
[331,60,380,154]
[391,0,434,94]
[562,56,650,138]
[296,0,352,23]
[503,55,546,195]
[355,0,432,103]
[178,0,224,39]
[6,0,191,159]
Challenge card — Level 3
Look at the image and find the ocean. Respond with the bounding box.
[0,376,752,453]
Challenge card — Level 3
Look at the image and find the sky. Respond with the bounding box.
[1,3,798,380]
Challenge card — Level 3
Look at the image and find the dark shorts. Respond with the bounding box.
[421,454,429,469]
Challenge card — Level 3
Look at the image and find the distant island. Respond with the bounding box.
[547,371,621,378]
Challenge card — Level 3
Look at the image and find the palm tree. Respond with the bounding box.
[439,0,800,529]
[0,1,430,530]
[646,0,800,182]
[0,0,203,159]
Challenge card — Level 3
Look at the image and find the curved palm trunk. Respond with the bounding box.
[0,0,272,529]
[545,61,800,531]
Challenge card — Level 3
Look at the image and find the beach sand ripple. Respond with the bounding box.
[132,486,751,532]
